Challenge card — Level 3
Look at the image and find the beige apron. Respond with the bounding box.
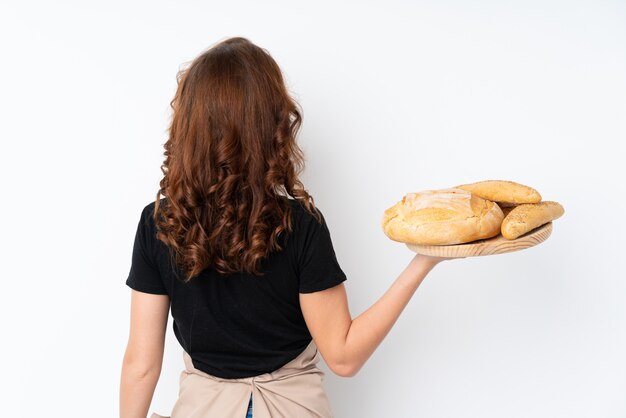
[150,339,333,418]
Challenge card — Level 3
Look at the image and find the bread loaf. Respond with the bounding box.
[501,201,564,239]
[453,180,541,204]
[381,188,504,245]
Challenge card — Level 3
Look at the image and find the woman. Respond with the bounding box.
[119,36,455,418]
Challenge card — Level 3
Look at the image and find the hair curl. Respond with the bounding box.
[152,37,321,281]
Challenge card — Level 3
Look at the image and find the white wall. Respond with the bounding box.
[2,0,624,417]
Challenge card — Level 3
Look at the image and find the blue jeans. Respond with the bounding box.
[246,393,253,418]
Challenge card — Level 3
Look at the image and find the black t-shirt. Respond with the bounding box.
[125,197,347,379]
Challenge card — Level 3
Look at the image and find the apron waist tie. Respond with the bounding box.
[150,339,334,418]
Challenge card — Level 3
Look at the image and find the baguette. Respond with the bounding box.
[454,180,541,204]
[501,201,564,240]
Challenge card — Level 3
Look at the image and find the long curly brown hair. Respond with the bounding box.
[152,37,321,281]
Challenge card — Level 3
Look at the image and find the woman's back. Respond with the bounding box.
[125,197,348,379]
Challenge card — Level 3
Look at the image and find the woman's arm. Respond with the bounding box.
[300,253,455,377]
[120,290,170,418]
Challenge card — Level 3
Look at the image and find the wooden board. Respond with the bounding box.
[405,222,553,258]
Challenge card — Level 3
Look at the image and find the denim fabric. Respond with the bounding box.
[246,393,253,418]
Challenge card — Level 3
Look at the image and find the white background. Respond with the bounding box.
[1,1,625,417]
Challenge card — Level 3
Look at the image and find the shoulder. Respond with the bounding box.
[143,201,156,216]
[140,198,167,220]
[286,198,325,227]
[138,198,167,238]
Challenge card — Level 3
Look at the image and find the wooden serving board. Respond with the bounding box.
[405,222,553,258]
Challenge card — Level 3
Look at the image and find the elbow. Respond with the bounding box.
[122,347,164,380]
[331,361,359,378]
[122,358,162,381]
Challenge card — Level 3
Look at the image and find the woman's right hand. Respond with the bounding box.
[411,253,465,270]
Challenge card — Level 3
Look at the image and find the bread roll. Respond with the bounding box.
[501,201,564,240]
[453,180,541,204]
[381,188,504,245]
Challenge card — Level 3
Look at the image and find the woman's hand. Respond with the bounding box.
[410,253,465,270]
